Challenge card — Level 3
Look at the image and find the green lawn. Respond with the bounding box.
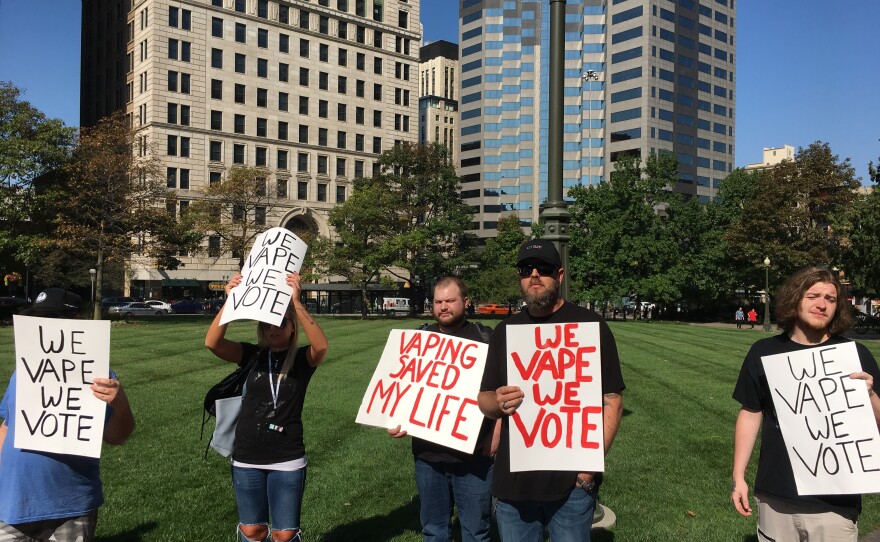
[1,317,878,542]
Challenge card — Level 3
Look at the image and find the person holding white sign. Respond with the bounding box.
[388,276,499,542]
[205,272,328,542]
[478,240,625,542]
[732,266,880,541]
[0,289,135,542]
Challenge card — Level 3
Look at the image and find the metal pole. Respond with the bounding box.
[763,258,772,332]
[542,0,571,300]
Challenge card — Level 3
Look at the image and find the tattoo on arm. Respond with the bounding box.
[296,305,316,326]
[602,392,620,407]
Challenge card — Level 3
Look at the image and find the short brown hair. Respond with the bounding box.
[434,276,468,300]
[774,266,853,335]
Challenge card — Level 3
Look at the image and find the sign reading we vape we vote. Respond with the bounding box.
[14,315,110,458]
[507,322,605,473]
[763,342,880,495]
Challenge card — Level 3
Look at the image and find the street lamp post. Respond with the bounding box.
[762,257,772,332]
[582,70,600,186]
[89,268,97,319]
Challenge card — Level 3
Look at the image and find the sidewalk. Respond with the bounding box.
[861,531,880,542]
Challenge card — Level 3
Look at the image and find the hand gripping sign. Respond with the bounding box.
[762,342,880,495]
[13,315,111,458]
[357,330,488,454]
[507,322,604,473]
[220,227,308,327]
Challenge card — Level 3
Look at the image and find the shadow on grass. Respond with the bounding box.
[321,498,421,541]
[98,521,159,542]
[742,535,758,542]
[591,528,616,541]
[622,408,634,417]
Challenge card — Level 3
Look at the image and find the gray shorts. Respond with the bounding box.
[0,512,97,542]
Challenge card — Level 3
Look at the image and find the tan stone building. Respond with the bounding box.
[81,0,420,299]
[418,40,459,165]
[744,144,795,172]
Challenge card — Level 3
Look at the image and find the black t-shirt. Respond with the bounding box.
[480,301,626,502]
[733,333,880,513]
[411,321,495,465]
[234,343,317,464]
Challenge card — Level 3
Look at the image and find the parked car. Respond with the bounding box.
[144,299,172,314]
[171,299,204,314]
[477,303,515,315]
[108,302,164,318]
[101,296,137,311]
[203,298,225,314]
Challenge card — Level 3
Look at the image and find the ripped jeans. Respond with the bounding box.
[231,466,306,542]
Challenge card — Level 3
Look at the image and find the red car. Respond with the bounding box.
[476,303,514,315]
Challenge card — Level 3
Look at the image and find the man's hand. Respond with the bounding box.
[387,425,407,438]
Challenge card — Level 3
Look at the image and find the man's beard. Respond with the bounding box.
[523,279,559,314]
[437,309,466,329]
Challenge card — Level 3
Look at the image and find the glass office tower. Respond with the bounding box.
[458,0,736,237]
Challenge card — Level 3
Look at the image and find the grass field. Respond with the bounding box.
[1,316,879,542]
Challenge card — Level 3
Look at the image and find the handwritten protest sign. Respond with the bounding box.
[507,322,604,473]
[220,227,308,326]
[356,330,488,453]
[763,342,880,495]
[13,315,110,458]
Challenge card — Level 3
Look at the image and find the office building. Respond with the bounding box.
[81,0,420,298]
[744,144,794,172]
[418,40,459,164]
[457,0,736,236]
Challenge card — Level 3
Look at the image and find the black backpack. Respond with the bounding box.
[200,353,259,456]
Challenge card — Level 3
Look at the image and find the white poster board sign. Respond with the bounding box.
[220,227,308,326]
[762,342,880,495]
[13,315,111,458]
[356,329,488,454]
[506,322,604,473]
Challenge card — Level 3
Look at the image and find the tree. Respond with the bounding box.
[841,156,880,297]
[567,153,680,308]
[187,166,279,268]
[311,180,398,318]
[55,111,176,318]
[466,214,526,304]
[374,143,477,293]
[724,141,860,282]
[0,82,76,274]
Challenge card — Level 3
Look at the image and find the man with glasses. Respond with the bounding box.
[478,239,625,542]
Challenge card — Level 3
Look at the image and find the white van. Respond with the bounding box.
[382,297,410,314]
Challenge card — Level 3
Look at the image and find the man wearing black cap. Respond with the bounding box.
[478,239,625,541]
[0,289,135,542]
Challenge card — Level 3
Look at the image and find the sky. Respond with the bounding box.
[2,0,878,183]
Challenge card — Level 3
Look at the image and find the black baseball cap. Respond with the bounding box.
[23,288,82,316]
[516,239,562,268]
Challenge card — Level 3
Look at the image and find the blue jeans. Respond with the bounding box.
[231,466,306,541]
[494,487,597,542]
[414,458,493,542]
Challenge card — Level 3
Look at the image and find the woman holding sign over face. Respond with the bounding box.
[206,272,328,542]
[732,267,880,541]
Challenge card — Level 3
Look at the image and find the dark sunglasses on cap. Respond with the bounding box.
[259,317,290,329]
[516,263,558,278]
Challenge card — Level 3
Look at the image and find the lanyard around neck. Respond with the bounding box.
[267,349,284,410]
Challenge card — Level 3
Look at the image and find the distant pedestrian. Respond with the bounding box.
[735,307,744,329]
[747,308,758,329]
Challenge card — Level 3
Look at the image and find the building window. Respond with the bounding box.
[235,53,246,73]
[180,137,190,157]
[337,130,346,149]
[336,185,346,203]
[209,235,221,257]
[256,147,267,166]
[277,150,289,170]
[256,118,267,137]
[279,92,289,111]
[257,58,268,78]
[318,128,328,146]
[257,88,268,107]
[298,152,308,172]
[300,38,310,57]
[355,107,364,124]
[280,33,290,53]
[299,96,309,115]
[298,125,309,144]
[319,100,328,118]
[320,43,329,62]
[233,144,245,164]
[276,178,288,198]
[398,9,408,28]
[210,110,222,130]
[336,157,346,177]
[279,63,289,82]
[317,183,327,201]
[235,23,246,43]
[319,72,329,90]
[300,67,309,86]
[299,9,309,30]
[372,136,381,154]
[297,181,308,199]
[317,155,328,175]
[255,206,266,226]
[211,79,223,99]
[373,110,382,127]
[374,57,382,75]
[180,169,190,189]
[357,52,365,70]
[258,28,268,48]
[338,104,347,121]
[278,121,288,140]
[339,48,348,66]
[373,83,382,100]
[167,135,177,156]
[167,167,177,188]
[234,114,245,134]
[338,75,347,94]
[210,141,222,161]
[211,48,223,69]
[235,83,246,104]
